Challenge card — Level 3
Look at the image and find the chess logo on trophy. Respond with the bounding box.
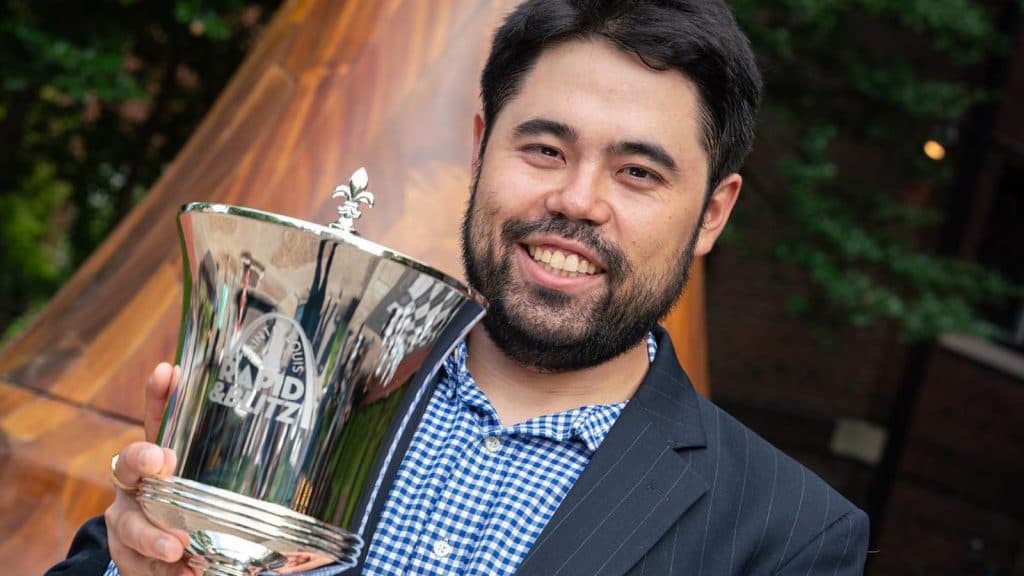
[209,312,319,430]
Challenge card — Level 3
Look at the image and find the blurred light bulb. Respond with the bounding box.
[923,140,946,161]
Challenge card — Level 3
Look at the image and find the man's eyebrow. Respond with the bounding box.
[512,118,578,142]
[608,141,679,174]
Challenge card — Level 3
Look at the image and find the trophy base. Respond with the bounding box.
[138,476,362,575]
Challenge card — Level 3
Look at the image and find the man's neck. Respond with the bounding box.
[464,326,650,427]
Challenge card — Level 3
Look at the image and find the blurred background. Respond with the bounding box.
[1,0,1022,574]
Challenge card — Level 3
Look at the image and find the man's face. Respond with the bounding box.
[462,39,740,372]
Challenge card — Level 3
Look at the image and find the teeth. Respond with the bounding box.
[526,246,599,276]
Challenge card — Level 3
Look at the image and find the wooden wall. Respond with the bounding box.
[0,0,709,572]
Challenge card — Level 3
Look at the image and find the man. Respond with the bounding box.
[49,0,870,574]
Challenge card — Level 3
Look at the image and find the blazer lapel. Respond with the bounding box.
[350,299,486,562]
[517,328,709,576]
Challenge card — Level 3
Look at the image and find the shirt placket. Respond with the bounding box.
[362,386,458,575]
[407,389,510,573]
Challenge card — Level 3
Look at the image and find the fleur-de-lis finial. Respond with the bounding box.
[330,167,375,233]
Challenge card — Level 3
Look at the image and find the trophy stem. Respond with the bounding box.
[185,530,287,576]
[188,559,264,576]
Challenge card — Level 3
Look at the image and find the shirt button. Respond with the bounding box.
[431,538,453,559]
[483,436,502,453]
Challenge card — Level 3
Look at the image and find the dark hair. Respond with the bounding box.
[480,0,762,191]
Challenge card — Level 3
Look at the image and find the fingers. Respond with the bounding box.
[114,443,177,493]
[106,442,192,575]
[106,515,194,576]
[108,497,186,562]
[105,485,190,574]
[145,363,179,443]
[107,541,194,576]
[109,366,191,575]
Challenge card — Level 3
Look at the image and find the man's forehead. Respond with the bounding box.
[494,38,707,164]
[508,40,698,116]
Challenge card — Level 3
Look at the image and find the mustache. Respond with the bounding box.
[500,216,628,279]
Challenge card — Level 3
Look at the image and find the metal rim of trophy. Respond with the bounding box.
[181,201,486,309]
[138,475,362,575]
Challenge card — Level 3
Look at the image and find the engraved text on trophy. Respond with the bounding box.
[210,312,319,429]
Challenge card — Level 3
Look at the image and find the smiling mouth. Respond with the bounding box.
[525,244,603,277]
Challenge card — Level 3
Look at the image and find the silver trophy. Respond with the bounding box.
[136,169,485,575]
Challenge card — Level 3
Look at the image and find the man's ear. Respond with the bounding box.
[472,112,485,166]
[694,173,742,257]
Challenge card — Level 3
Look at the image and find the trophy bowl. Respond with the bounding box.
[136,170,485,575]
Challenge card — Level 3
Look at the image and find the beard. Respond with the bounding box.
[460,176,700,373]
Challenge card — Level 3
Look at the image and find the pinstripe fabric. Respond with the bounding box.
[516,328,870,576]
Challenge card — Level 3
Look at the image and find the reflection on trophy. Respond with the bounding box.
[136,169,485,575]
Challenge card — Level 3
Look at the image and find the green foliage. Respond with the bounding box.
[730,0,1023,342]
[850,64,985,119]
[1,17,141,99]
[175,1,235,40]
[0,163,70,280]
[0,162,71,321]
[0,0,281,336]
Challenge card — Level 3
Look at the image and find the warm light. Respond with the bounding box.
[923,140,946,161]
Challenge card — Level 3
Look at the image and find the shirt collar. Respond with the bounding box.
[438,339,470,400]
[437,333,659,454]
[442,333,658,380]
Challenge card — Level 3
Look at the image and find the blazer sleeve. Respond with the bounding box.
[45,515,112,576]
[774,508,870,576]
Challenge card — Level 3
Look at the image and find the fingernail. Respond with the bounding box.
[156,537,177,560]
[140,445,162,472]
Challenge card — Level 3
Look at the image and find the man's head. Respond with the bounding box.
[480,0,761,195]
[462,0,762,372]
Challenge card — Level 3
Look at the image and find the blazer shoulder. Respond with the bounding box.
[693,397,869,573]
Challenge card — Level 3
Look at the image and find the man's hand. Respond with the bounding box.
[104,364,195,575]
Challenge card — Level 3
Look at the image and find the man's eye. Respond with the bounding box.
[625,166,656,180]
[523,145,564,165]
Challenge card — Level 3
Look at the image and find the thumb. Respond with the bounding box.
[144,363,178,443]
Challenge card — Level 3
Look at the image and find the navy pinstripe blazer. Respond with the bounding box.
[48,307,869,576]
[512,327,872,576]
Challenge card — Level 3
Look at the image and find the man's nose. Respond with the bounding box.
[543,164,612,226]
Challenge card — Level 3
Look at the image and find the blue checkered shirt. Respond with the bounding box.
[105,335,656,576]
